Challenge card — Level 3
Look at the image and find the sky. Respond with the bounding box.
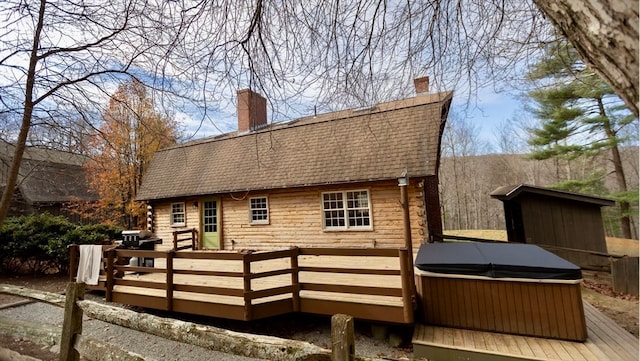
[178,85,526,154]
[453,89,523,150]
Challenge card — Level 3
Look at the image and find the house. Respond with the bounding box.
[0,143,96,221]
[490,184,615,269]
[137,78,453,251]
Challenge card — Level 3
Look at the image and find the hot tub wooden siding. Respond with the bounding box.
[416,272,587,341]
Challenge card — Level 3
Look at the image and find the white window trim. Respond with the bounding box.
[322,190,373,231]
[170,202,186,227]
[249,196,269,225]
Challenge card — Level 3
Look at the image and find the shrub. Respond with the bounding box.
[47,223,123,271]
[0,213,123,274]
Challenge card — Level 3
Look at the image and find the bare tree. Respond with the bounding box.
[0,0,635,227]
[440,115,491,230]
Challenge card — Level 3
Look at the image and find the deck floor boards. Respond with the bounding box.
[413,301,638,361]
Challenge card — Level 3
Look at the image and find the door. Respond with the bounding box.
[202,198,220,249]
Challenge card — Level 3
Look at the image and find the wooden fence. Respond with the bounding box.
[0,283,368,361]
[68,245,414,324]
[612,256,639,296]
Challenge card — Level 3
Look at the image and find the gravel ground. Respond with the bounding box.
[1,301,261,361]
[0,296,415,361]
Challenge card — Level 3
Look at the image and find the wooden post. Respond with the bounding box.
[59,282,85,361]
[399,178,417,311]
[331,314,355,361]
[399,248,415,323]
[173,231,178,252]
[106,249,114,302]
[243,256,252,320]
[191,228,197,250]
[290,247,300,312]
[68,245,78,282]
[399,178,413,257]
[166,250,174,311]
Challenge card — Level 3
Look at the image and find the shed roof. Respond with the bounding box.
[137,91,453,201]
[490,184,615,207]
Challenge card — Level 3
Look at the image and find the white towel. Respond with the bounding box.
[76,245,103,285]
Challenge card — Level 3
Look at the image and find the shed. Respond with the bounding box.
[490,184,615,270]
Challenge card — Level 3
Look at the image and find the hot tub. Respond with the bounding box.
[415,242,587,341]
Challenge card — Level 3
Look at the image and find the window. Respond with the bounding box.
[322,190,372,230]
[249,197,269,224]
[170,202,185,227]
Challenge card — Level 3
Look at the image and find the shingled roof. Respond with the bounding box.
[0,144,96,204]
[137,91,453,201]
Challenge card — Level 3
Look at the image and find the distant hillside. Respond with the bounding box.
[439,147,639,239]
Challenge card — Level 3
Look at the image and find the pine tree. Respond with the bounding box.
[526,39,638,239]
[85,79,179,228]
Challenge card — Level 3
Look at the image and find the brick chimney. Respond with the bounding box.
[237,89,267,133]
[414,76,429,94]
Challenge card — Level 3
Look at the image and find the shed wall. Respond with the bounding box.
[519,194,608,268]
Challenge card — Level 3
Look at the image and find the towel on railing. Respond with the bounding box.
[76,245,103,285]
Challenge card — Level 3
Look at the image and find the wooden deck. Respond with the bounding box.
[70,246,415,324]
[413,302,639,361]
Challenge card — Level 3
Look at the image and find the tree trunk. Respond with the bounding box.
[0,315,60,346]
[533,0,639,117]
[0,0,47,226]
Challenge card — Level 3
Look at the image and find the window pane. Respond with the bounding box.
[348,209,370,226]
[204,201,217,232]
[347,191,369,208]
[323,191,370,229]
[171,203,185,225]
[324,209,345,227]
[250,197,269,222]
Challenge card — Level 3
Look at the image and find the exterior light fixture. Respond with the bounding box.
[398,169,409,187]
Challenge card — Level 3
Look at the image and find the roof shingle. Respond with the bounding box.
[137,91,453,201]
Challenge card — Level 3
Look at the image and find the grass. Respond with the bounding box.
[444,229,638,257]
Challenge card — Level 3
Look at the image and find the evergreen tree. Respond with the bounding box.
[526,39,638,239]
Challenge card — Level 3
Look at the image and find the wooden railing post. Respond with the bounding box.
[105,249,115,303]
[399,248,414,323]
[290,247,300,312]
[166,250,175,311]
[243,256,252,320]
[331,314,355,361]
[173,231,178,252]
[68,245,78,282]
[59,282,85,361]
[191,228,197,250]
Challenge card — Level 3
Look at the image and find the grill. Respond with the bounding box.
[121,230,162,267]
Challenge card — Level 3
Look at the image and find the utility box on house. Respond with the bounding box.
[490,184,615,270]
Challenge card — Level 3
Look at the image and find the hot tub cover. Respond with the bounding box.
[415,242,582,280]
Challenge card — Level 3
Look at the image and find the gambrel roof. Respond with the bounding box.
[137,91,453,201]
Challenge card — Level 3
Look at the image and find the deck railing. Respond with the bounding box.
[172,228,198,251]
[69,245,414,324]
